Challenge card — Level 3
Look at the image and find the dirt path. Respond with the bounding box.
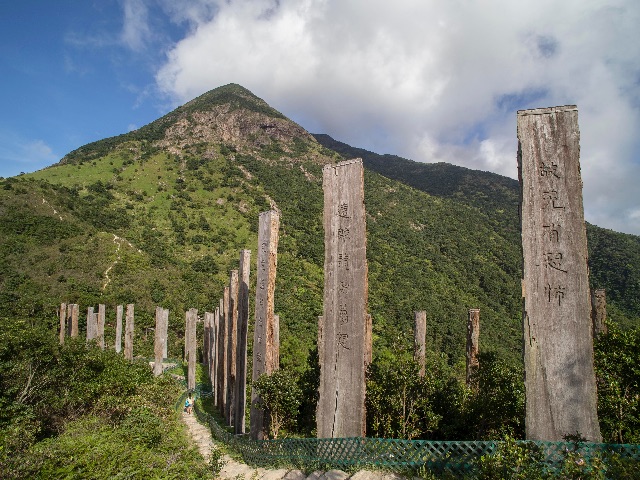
[180,411,406,480]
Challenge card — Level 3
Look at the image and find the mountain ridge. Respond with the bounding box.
[1,83,638,372]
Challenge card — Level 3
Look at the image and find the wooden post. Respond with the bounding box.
[212,307,219,406]
[86,307,96,342]
[154,306,164,376]
[97,304,105,350]
[186,308,197,391]
[272,314,280,371]
[59,303,67,345]
[414,311,427,377]
[518,106,601,441]
[65,304,72,336]
[317,159,369,438]
[466,309,480,386]
[219,289,229,417]
[226,270,239,426]
[591,289,608,338]
[124,304,134,361]
[115,305,123,353]
[162,308,169,359]
[250,210,280,440]
[235,250,251,434]
[203,311,211,369]
[70,304,79,338]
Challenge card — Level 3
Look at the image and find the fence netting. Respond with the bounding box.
[179,388,639,477]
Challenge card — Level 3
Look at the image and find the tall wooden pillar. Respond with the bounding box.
[466,309,480,386]
[86,307,96,342]
[186,308,197,391]
[518,106,601,441]
[97,304,105,350]
[414,311,427,377]
[591,289,608,338]
[115,305,123,353]
[250,210,280,440]
[59,303,67,345]
[212,307,220,406]
[70,304,79,338]
[219,288,229,417]
[154,306,165,376]
[226,270,239,426]
[162,308,169,359]
[203,311,211,369]
[124,304,134,361]
[317,159,369,438]
[235,250,251,434]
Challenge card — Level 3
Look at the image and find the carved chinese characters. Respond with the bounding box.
[317,159,369,438]
[518,106,601,441]
[250,211,280,440]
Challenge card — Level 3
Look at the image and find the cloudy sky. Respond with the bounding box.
[1,1,639,235]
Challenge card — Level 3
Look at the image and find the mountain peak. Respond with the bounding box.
[59,84,311,166]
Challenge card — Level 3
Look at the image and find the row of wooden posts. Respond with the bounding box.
[59,303,135,360]
[58,106,609,443]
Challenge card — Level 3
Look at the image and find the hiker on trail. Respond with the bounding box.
[185,393,193,414]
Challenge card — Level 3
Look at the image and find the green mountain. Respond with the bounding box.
[1,83,638,376]
[313,133,640,328]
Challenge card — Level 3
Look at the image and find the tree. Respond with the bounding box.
[594,323,640,444]
[252,369,301,439]
[366,351,442,440]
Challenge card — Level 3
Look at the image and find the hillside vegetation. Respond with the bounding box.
[1,84,639,453]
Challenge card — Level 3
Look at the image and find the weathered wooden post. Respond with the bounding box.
[414,311,427,377]
[226,270,239,427]
[70,304,79,338]
[273,314,280,370]
[591,289,608,338]
[115,305,123,353]
[65,304,73,337]
[162,308,169,359]
[317,159,370,438]
[250,210,280,440]
[203,311,211,369]
[59,303,67,345]
[124,304,134,361]
[466,309,480,386]
[186,308,197,391]
[212,307,219,406]
[86,307,96,342]
[235,249,251,434]
[153,306,165,376]
[97,304,106,350]
[219,289,229,417]
[518,105,601,441]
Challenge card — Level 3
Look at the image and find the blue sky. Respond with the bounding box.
[1,1,639,236]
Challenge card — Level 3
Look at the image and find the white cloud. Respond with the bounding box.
[121,0,152,51]
[154,0,640,235]
[0,132,59,177]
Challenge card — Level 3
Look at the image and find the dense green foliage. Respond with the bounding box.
[1,83,639,465]
[253,369,302,438]
[594,324,640,444]
[365,347,524,442]
[0,317,210,478]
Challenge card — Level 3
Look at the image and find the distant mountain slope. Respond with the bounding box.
[1,84,637,376]
[313,133,640,327]
[312,134,521,238]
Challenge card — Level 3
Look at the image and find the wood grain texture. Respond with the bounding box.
[317,159,369,438]
[518,105,601,441]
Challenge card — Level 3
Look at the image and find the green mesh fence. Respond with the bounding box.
[183,387,639,477]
